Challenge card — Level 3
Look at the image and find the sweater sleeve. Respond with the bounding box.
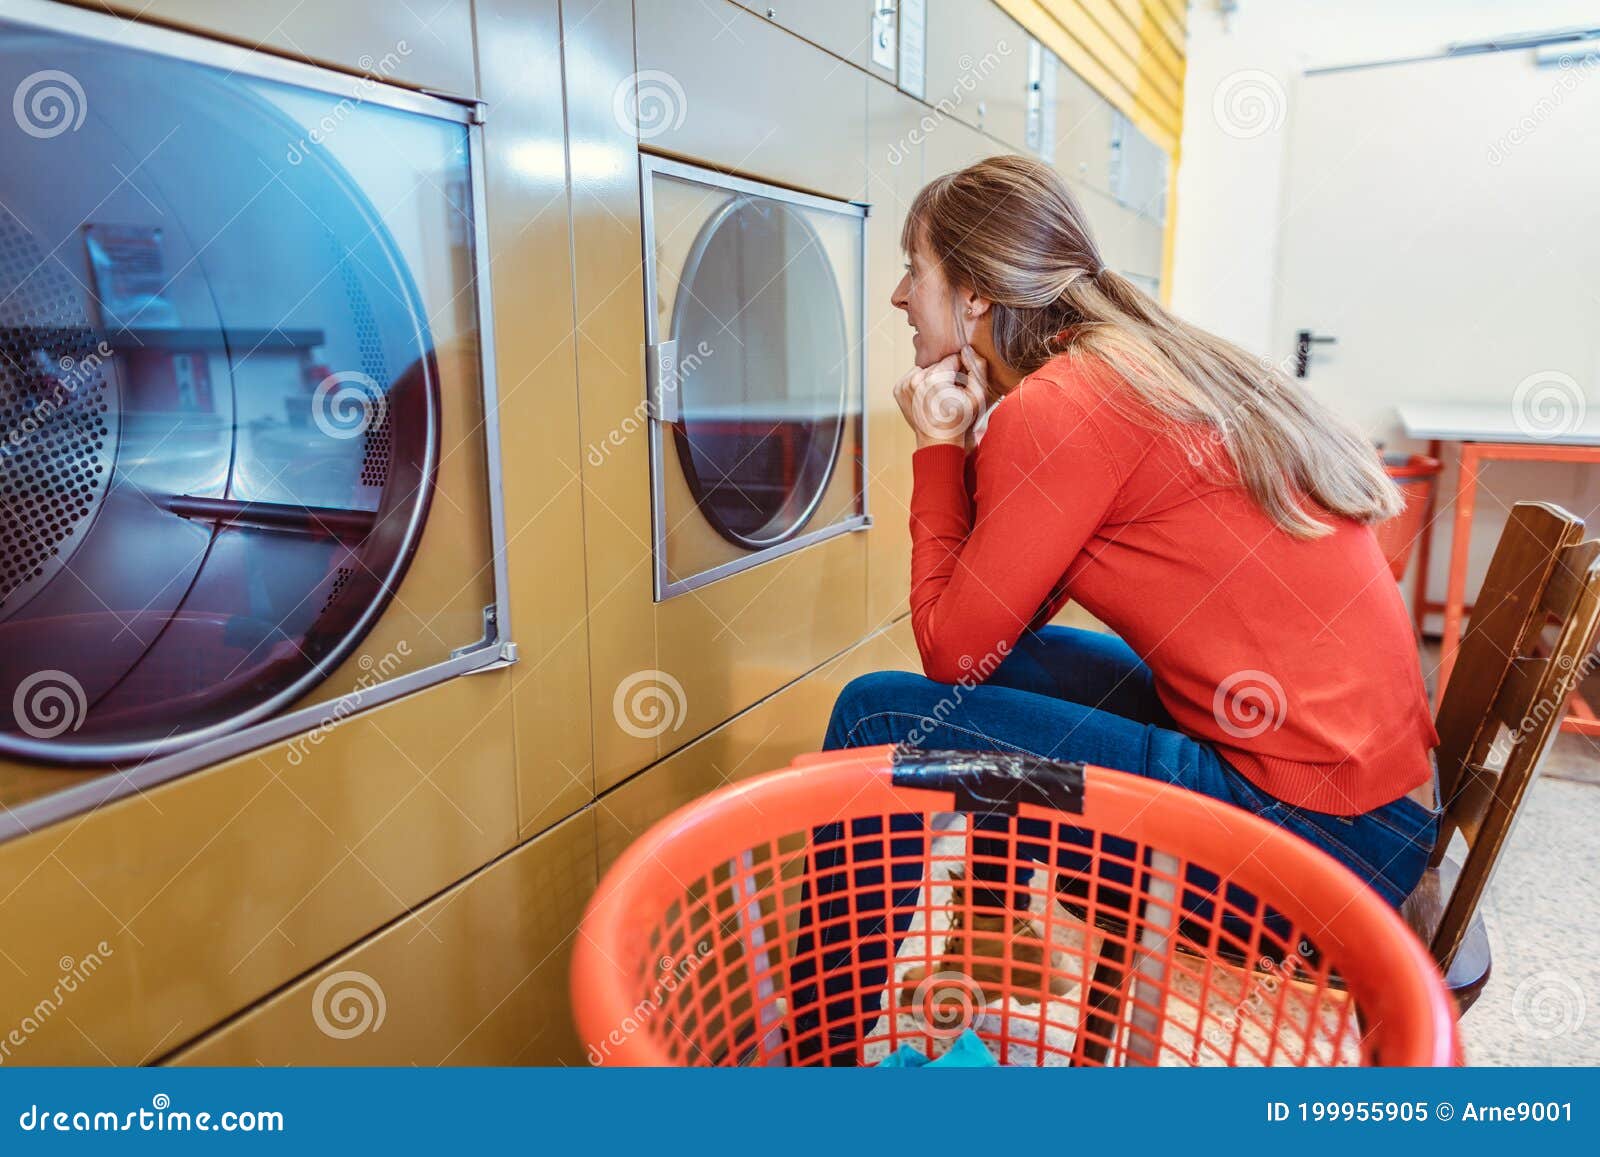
[908,385,1125,684]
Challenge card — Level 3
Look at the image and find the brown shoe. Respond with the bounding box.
[898,872,1074,1008]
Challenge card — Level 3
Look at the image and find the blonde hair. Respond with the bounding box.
[904,154,1401,538]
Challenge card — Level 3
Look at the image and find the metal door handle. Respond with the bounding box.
[1294,329,1337,378]
[646,339,680,423]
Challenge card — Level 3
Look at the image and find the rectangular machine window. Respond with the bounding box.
[640,155,868,601]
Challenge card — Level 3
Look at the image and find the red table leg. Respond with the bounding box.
[1434,443,1479,711]
[1410,439,1442,636]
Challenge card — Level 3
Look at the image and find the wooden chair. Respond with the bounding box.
[1402,501,1600,1012]
[1066,502,1600,1061]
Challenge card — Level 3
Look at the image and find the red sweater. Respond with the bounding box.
[909,356,1437,815]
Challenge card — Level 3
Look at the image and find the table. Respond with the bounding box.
[1398,401,1600,736]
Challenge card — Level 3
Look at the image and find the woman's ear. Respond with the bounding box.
[959,291,992,322]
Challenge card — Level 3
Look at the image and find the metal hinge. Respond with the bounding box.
[455,604,518,668]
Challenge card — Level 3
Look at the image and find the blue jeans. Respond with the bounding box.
[788,626,1438,1060]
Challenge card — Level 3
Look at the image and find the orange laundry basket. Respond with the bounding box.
[1374,453,1443,581]
[573,746,1458,1068]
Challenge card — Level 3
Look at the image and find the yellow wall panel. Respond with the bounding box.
[473,0,598,837]
[570,0,875,799]
[0,673,519,1065]
[168,810,595,1066]
[597,617,920,873]
[997,0,1185,154]
[865,85,925,628]
[1081,0,1184,93]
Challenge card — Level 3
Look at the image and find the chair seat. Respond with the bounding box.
[1401,854,1491,1014]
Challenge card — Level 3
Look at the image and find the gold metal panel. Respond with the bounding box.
[475,0,596,836]
[865,84,924,628]
[634,0,869,200]
[78,0,478,97]
[597,616,919,872]
[167,809,596,1066]
[571,0,872,794]
[923,0,1034,151]
[1126,212,1165,280]
[0,671,517,1065]
[1076,188,1157,279]
[643,532,867,758]
[1055,62,1118,195]
[924,111,1014,181]
[562,0,664,788]
[728,0,887,78]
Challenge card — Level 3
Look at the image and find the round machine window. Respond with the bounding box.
[0,40,441,765]
[669,195,850,550]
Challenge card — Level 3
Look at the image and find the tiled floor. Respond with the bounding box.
[1461,733,1600,1064]
[1412,632,1600,1064]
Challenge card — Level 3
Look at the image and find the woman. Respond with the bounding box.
[791,156,1441,1058]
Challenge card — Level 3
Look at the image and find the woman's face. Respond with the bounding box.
[891,233,966,369]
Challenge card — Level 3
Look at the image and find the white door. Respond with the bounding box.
[1270,46,1600,597]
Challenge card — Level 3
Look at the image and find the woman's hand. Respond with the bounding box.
[893,348,988,450]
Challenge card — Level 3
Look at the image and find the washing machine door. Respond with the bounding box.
[0,18,489,765]
[642,156,866,599]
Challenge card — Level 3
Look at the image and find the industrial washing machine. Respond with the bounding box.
[571,0,875,789]
[642,154,867,599]
[0,1,512,827]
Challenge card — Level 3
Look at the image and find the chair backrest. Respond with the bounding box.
[1426,501,1600,971]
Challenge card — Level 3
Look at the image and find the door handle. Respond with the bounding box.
[646,339,681,423]
[1294,329,1337,379]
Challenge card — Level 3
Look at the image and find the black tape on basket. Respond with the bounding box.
[888,749,1085,817]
